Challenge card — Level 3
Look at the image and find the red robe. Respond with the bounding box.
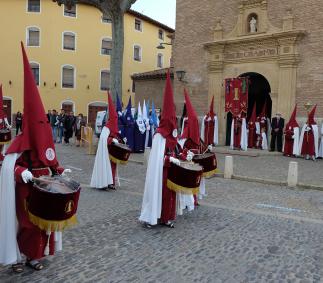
[14,152,64,260]
[283,127,294,156]
[233,117,242,149]
[301,126,315,156]
[203,118,215,146]
[248,122,256,148]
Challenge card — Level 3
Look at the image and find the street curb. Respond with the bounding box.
[232,174,323,191]
[213,148,282,157]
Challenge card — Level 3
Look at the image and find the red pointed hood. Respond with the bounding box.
[106,92,119,136]
[249,103,257,124]
[286,105,299,128]
[206,96,215,119]
[6,42,58,166]
[156,70,177,148]
[307,105,317,125]
[181,89,200,145]
[0,85,6,120]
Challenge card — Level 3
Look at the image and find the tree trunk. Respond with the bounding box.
[110,12,124,102]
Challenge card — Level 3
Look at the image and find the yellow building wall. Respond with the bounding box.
[0,0,172,121]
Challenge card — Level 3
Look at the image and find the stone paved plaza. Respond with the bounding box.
[1,143,323,282]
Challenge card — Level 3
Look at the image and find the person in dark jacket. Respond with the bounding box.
[56,109,65,143]
[63,111,76,145]
[15,111,23,136]
[270,113,285,152]
[50,109,58,142]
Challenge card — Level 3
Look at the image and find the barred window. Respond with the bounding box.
[64,4,76,17]
[30,62,40,86]
[62,66,75,88]
[27,27,40,47]
[134,45,141,62]
[101,39,113,55]
[27,0,40,12]
[100,70,110,91]
[158,29,164,40]
[102,15,112,24]
[63,32,76,50]
[135,19,142,31]
[157,53,163,68]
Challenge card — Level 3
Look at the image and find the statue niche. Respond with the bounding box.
[248,13,258,33]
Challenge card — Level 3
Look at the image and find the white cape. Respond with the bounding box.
[200,116,218,145]
[177,193,194,216]
[230,118,248,151]
[299,124,319,158]
[318,124,323,158]
[293,127,300,156]
[255,122,268,150]
[139,133,165,225]
[90,126,113,188]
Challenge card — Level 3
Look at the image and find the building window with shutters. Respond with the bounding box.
[158,29,164,40]
[64,4,76,18]
[102,15,112,24]
[157,53,163,68]
[62,65,75,88]
[100,70,110,91]
[63,32,76,51]
[135,19,142,32]
[30,62,40,85]
[133,45,142,62]
[27,27,40,47]
[101,38,112,55]
[27,0,40,12]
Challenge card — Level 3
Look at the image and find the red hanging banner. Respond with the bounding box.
[225,77,248,117]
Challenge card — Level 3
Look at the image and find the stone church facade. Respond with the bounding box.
[173,0,323,144]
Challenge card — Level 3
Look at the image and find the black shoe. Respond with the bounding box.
[108,185,116,190]
[143,223,152,229]
[163,221,175,228]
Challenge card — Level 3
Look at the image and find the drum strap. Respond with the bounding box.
[26,151,33,172]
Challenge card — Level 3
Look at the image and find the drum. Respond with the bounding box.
[108,143,131,164]
[0,128,11,144]
[167,162,203,195]
[193,152,217,178]
[27,176,81,232]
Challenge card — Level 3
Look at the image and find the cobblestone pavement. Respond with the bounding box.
[1,143,323,282]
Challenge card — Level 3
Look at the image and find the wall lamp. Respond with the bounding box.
[156,42,172,49]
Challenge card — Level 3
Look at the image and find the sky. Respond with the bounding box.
[131,0,176,29]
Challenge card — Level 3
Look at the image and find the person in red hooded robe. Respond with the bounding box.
[299,105,319,160]
[178,89,204,210]
[0,43,65,272]
[200,96,218,148]
[283,105,300,157]
[0,84,12,164]
[139,70,186,229]
[247,103,257,148]
[91,92,127,190]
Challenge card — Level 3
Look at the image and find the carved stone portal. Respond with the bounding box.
[204,0,306,144]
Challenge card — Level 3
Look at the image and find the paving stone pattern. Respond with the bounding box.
[0,144,323,283]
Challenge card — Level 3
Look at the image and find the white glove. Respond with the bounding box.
[123,137,127,143]
[118,111,122,117]
[112,138,119,144]
[62,169,72,176]
[186,154,193,162]
[292,135,295,139]
[169,157,180,166]
[21,169,33,183]
[207,117,212,122]
[208,145,213,151]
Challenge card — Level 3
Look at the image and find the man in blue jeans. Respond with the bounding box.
[50,109,58,143]
[57,109,65,143]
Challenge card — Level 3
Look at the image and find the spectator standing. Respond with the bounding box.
[270,113,285,152]
[63,111,76,145]
[75,113,86,147]
[15,111,23,135]
[57,109,65,143]
[50,109,58,142]
[46,110,51,122]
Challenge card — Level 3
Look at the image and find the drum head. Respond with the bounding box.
[193,152,215,160]
[114,143,131,151]
[34,176,80,194]
[179,162,203,171]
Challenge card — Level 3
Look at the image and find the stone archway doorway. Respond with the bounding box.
[225,73,272,145]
